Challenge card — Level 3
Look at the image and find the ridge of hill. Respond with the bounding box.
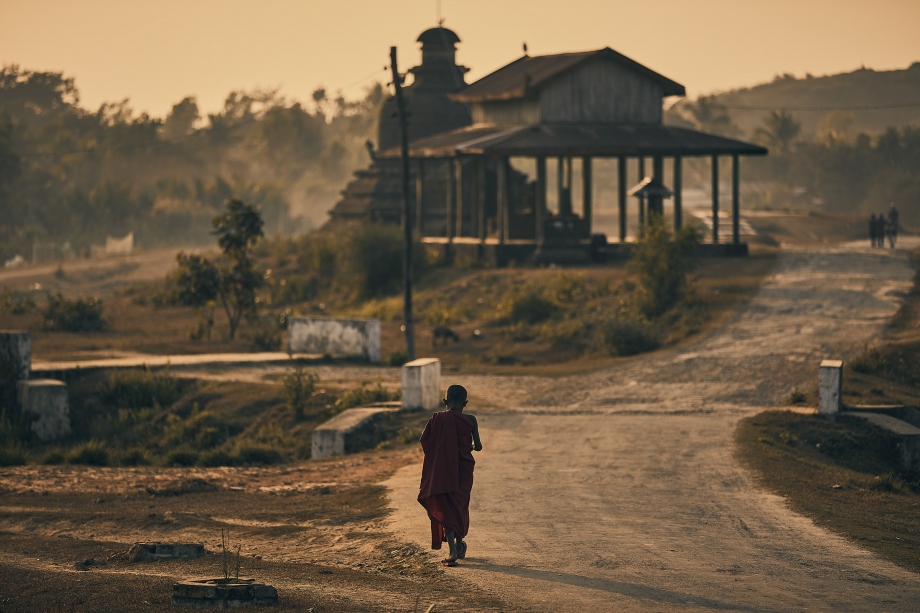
[671,62,920,138]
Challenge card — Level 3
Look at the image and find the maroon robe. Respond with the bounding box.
[418,410,475,550]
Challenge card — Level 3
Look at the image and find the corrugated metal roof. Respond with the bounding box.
[379,124,768,158]
[452,48,685,102]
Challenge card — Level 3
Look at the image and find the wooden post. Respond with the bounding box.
[447,158,456,241]
[389,46,414,360]
[711,154,719,244]
[498,157,508,244]
[536,156,547,246]
[582,156,592,239]
[732,154,740,245]
[618,156,627,242]
[455,158,464,238]
[415,159,425,236]
[556,157,565,215]
[673,156,683,231]
[651,156,664,217]
[638,156,645,235]
[478,158,486,242]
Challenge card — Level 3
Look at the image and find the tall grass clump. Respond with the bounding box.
[603,318,660,356]
[66,440,110,466]
[332,382,398,413]
[97,368,184,410]
[280,366,319,419]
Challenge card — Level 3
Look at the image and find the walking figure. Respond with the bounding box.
[888,203,899,248]
[869,214,878,248]
[876,214,887,249]
[418,384,482,567]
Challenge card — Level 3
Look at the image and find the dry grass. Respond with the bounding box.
[737,410,920,574]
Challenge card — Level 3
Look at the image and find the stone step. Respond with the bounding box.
[312,404,400,460]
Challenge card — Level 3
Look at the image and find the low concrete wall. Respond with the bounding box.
[287,317,380,363]
[0,330,30,407]
[18,379,71,441]
[844,410,920,471]
[402,358,441,411]
[311,406,398,459]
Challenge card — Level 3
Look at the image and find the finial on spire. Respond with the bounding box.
[523,42,528,55]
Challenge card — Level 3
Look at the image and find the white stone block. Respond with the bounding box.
[311,407,397,459]
[401,358,441,411]
[287,317,380,363]
[18,379,71,441]
[819,360,843,416]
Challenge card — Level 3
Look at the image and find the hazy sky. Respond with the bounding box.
[2,0,919,119]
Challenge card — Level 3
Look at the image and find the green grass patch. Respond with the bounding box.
[737,410,920,573]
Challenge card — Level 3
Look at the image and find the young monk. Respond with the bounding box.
[417,384,483,567]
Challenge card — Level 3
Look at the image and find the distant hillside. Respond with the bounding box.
[669,62,920,139]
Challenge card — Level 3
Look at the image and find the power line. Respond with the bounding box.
[717,102,920,112]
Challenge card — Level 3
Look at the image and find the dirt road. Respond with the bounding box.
[385,243,920,612]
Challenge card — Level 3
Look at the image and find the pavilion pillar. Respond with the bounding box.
[497,156,508,244]
[638,156,646,236]
[582,156,592,239]
[447,158,456,242]
[673,156,683,231]
[651,156,664,217]
[711,154,720,244]
[732,154,740,245]
[415,159,425,236]
[455,158,464,238]
[536,156,547,246]
[617,156,627,242]
[478,158,486,243]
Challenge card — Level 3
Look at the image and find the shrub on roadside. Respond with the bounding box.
[508,290,559,324]
[603,318,660,356]
[629,215,700,317]
[165,448,199,467]
[280,367,319,420]
[42,293,106,332]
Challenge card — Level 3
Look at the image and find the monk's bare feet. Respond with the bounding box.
[441,556,457,567]
[457,540,467,559]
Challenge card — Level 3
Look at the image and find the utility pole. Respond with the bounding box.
[390,46,415,361]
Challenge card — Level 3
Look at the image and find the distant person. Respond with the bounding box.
[876,214,887,249]
[888,203,899,248]
[418,384,482,567]
[869,214,878,248]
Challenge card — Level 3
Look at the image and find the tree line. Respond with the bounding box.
[0,65,385,262]
[668,97,920,224]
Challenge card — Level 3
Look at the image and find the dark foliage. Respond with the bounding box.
[42,293,105,332]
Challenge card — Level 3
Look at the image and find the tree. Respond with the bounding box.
[162,97,200,140]
[174,252,220,339]
[211,198,265,339]
[754,110,802,154]
[683,96,739,137]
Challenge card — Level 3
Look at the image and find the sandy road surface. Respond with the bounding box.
[386,244,920,612]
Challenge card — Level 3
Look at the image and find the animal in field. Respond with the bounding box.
[432,325,460,346]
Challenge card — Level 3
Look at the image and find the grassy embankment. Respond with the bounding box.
[0,367,417,467]
[0,224,777,370]
[737,248,920,573]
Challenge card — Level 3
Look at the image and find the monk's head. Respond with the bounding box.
[444,384,468,410]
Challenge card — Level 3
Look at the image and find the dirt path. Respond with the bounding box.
[385,243,920,612]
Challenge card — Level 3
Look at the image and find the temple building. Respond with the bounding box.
[327,27,472,224]
[332,28,767,263]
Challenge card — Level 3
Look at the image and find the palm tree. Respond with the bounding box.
[683,96,738,136]
[754,110,802,154]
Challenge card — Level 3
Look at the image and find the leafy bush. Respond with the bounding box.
[0,440,27,466]
[508,290,559,324]
[788,388,807,404]
[97,368,184,410]
[0,288,36,314]
[42,293,106,332]
[38,448,66,464]
[280,366,319,419]
[119,447,150,466]
[249,325,281,351]
[66,440,110,466]
[603,318,660,356]
[629,216,700,317]
[199,449,236,467]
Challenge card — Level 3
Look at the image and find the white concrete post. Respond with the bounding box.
[819,360,843,416]
[401,358,441,411]
[17,379,71,441]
